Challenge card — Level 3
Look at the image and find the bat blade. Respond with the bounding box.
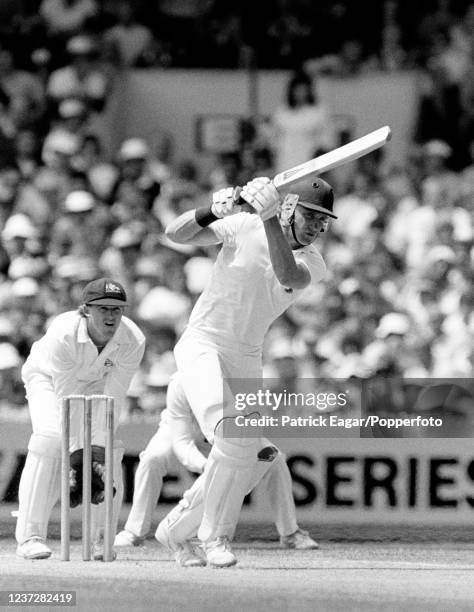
[273,125,391,189]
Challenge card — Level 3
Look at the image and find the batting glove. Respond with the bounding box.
[211,186,241,218]
[240,177,280,221]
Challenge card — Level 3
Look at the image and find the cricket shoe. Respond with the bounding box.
[204,537,237,568]
[280,528,319,550]
[155,521,205,567]
[174,541,207,568]
[114,530,144,547]
[16,537,52,559]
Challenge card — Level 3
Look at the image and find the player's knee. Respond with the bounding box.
[28,433,61,458]
[140,450,170,475]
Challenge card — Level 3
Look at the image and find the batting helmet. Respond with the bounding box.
[280,177,336,227]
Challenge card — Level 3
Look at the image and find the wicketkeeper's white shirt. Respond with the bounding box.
[22,310,146,421]
[186,213,326,350]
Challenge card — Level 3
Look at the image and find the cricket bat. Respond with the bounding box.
[273,125,391,189]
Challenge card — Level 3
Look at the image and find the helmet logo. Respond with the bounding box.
[280,193,299,226]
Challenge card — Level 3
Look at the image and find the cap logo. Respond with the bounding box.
[105,282,122,294]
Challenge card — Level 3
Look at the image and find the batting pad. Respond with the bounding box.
[253,450,298,537]
[157,444,298,545]
[198,434,259,541]
[155,474,205,549]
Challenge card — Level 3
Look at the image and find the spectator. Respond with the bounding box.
[137,285,191,335]
[0,85,16,160]
[50,256,100,311]
[0,47,46,132]
[31,129,82,220]
[0,163,22,224]
[49,189,108,261]
[55,97,90,138]
[39,0,98,42]
[12,128,42,181]
[153,159,202,228]
[1,214,48,284]
[110,138,161,212]
[206,152,245,192]
[99,223,147,305]
[110,181,152,228]
[413,43,467,169]
[270,69,336,173]
[0,340,24,405]
[46,35,110,116]
[331,172,378,241]
[72,133,118,201]
[362,312,424,377]
[103,0,155,68]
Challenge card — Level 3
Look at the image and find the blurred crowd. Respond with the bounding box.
[0,0,472,421]
[0,0,473,71]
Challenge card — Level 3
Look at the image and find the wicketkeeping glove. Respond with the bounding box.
[211,186,242,218]
[69,446,116,507]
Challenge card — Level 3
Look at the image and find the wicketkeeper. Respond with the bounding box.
[15,278,145,559]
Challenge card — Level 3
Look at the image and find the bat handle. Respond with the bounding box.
[233,186,256,214]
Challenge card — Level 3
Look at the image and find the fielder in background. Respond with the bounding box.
[115,373,318,565]
[16,278,145,560]
[158,175,336,567]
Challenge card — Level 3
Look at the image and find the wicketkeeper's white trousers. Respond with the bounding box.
[15,385,124,545]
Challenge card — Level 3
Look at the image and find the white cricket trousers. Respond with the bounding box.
[174,330,263,541]
[123,422,178,538]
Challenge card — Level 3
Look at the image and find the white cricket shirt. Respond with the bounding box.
[186,213,326,350]
[22,310,146,415]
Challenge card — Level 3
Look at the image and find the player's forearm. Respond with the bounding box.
[165,210,205,243]
[263,217,310,289]
[165,205,223,245]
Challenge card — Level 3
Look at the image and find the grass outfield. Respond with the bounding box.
[1,505,474,611]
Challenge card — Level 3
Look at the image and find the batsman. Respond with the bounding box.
[15,278,145,559]
[160,175,337,567]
